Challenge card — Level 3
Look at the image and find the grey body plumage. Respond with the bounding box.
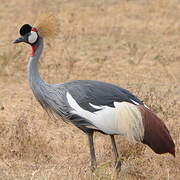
[28,38,144,133]
[13,23,175,172]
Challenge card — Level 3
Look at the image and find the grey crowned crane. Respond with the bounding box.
[13,14,175,172]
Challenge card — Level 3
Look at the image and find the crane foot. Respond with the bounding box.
[114,158,121,173]
[90,163,97,172]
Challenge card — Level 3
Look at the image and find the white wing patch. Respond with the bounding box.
[144,104,149,109]
[130,99,140,105]
[66,92,144,142]
[89,103,103,110]
[114,102,144,142]
[130,99,149,109]
[67,92,117,134]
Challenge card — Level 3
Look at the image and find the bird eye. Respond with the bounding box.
[28,31,38,44]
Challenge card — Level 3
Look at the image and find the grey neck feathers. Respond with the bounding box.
[27,37,44,89]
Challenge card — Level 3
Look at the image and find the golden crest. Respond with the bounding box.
[34,13,59,38]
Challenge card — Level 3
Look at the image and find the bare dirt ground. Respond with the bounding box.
[0,0,179,179]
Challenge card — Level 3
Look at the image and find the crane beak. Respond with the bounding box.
[13,36,25,44]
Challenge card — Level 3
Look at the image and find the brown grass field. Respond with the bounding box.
[0,0,179,179]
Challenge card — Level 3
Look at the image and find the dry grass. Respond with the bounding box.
[0,0,179,179]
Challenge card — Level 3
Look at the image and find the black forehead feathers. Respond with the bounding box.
[19,24,32,36]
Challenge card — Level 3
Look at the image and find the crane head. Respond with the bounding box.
[13,13,58,45]
[13,24,39,45]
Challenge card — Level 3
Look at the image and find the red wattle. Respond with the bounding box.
[31,45,37,56]
[31,27,37,32]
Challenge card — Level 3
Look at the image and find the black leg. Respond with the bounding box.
[87,131,97,172]
[110,135,121,172]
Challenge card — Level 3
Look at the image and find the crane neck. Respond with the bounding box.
[27,37,45,88]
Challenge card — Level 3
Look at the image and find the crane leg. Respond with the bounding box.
[110,135,121,172]
[87,131,97,172]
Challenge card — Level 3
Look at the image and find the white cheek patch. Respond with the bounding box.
[28,31,38,44]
